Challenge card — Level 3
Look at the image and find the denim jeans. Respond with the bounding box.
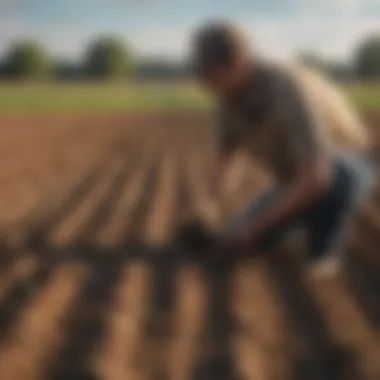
[220,152,374,259]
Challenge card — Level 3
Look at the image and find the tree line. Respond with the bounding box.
[0,34,380,81]
[0,36,190,81]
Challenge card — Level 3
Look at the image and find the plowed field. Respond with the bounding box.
[0,112,380,380]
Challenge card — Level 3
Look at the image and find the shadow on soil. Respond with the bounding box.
[1,219,362,380]
[0,147,379,380]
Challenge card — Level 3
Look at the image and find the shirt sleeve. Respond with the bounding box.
[275,70,327,169]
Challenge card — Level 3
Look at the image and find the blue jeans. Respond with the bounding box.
[221,153,374,259]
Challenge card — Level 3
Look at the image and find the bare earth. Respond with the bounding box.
[0,112,380,380]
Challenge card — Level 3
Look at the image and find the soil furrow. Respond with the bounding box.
[43,254,125,380]
[0,263,85,380]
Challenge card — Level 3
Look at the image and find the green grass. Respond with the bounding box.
[0,82,211,113]
[345,83,380,113]
[0,81,378,114]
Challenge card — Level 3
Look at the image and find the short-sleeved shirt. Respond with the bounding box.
[215,61,370,183]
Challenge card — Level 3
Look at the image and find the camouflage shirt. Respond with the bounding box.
[215,61,370,183]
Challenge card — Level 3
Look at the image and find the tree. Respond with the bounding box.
[354,34,380,79]
[2,40,51,79]
[83,36,132,80]
[133,58,189,79]
[295,50,354,82]
[53,60,83,81]
[324,61,353,82]
[296,50,326,72]
[0,60,6,78]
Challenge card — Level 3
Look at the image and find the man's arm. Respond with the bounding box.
[243,70,331,240]
[208,109,239,201]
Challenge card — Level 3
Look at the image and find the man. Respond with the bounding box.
[190,20,374,276]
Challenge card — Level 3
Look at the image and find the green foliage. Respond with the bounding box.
[53,60,83,81]
[324,61,352,82]
[297,50,326,72]
[83,36,132,80]
[354,34,380,79]
[1,40,52,79]
[134,58,189,79]
[296,50,353,82]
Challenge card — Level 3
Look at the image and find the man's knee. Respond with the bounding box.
[336,153,374,206]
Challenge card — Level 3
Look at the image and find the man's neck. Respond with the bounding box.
[223,59,256,103]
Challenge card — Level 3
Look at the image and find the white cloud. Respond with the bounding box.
[128,27,190,58]
[304,0,380,11]
[240,15,380,61]
[119,15,380,61]
[0,7,379,62]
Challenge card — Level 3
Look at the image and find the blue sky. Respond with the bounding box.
[0,0,379,61]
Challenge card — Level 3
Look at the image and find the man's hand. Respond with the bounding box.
[205,227,257,269]
[196,196,221,231]
[218,225,256,252]
[225,228,255,250]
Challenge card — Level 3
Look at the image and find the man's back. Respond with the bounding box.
[290,64,370,152]
[215,61,371,183]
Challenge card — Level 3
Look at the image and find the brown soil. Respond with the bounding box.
[0,112,379,380]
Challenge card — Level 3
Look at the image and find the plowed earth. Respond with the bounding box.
[0,112,380,380]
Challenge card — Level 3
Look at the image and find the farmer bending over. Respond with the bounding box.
[190,21,374,276]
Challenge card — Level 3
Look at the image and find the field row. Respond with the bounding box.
[0,114,380,380]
